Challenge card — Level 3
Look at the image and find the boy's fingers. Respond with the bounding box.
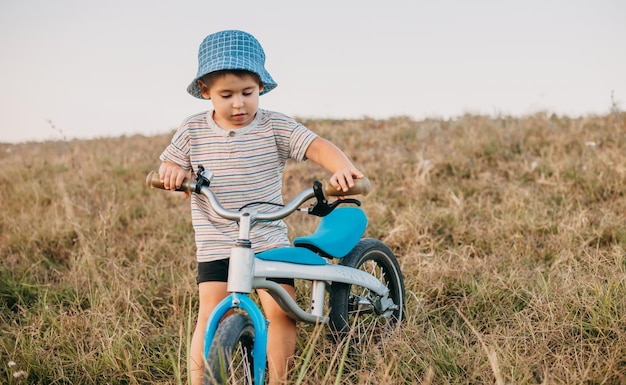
[165,173,177,190]
[175,173,185,189]
[160,170,169,189]
[333,173,354,192]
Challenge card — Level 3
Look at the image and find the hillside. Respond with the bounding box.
[1,112,625,384]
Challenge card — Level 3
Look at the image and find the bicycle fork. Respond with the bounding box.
[203,293,268,385]
[203,209,269,385]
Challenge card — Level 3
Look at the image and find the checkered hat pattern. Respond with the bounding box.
[187,30,277,99]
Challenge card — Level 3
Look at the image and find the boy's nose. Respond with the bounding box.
[232,95,244,108]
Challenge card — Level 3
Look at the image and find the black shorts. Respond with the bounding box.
[197,259,294,287]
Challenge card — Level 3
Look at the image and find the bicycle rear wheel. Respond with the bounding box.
[204,313,256,385]
[329,238,405,345]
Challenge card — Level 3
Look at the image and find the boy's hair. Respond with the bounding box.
[199,69,263,92]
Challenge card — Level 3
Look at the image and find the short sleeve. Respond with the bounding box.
[265,110,318,162]
[289,123,318,161]
[159,120,193,171]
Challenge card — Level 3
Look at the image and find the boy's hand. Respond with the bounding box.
[159,161,189,192]
[304,137,364,194]
[329,167,365,193]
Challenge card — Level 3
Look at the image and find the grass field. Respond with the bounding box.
[1,111,625,384]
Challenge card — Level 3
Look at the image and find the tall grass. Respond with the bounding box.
[1,112,625,384]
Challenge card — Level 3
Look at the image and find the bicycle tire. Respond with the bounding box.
[204,313,256,385]
[329,238,405,344]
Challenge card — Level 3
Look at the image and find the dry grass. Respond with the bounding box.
[1,111,625,384]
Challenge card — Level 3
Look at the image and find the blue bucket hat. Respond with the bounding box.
[187,30,277,99]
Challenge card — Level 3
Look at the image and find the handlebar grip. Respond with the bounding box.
[323,177,371,197]
[145,171,193,193]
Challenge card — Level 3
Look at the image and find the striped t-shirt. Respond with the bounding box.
[160,108,319,262]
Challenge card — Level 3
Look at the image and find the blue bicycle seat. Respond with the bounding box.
[256,247,326,265]
[293,206,367,258]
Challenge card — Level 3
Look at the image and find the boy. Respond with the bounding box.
[158,30,363,385]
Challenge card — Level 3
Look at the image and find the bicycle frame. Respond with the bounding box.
[146,169,392,385]
[201,202,392,384]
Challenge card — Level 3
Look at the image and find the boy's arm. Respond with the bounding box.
[305,137,365,192]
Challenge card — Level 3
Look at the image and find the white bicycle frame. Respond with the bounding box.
[193,173,391,317]
[147,168,392,384]
[203,201,390,385]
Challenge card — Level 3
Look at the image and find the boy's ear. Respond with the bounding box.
[198,79,211,99]
[259,84,264,94]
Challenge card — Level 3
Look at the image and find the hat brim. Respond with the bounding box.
[187,66,277,99]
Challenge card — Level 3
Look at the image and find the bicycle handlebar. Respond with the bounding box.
[146,171,194,193]
[145,171,370,198]
[145,170,370,221]
[321,179,371,197]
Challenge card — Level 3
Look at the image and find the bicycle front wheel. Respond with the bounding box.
[329,238,405,345]
[204,313,256,385]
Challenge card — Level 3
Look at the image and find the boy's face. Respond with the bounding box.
[199,73,264,130]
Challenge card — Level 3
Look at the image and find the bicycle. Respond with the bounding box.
[146,166,405,385]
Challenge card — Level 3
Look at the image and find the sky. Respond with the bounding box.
[1,0,625,143]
